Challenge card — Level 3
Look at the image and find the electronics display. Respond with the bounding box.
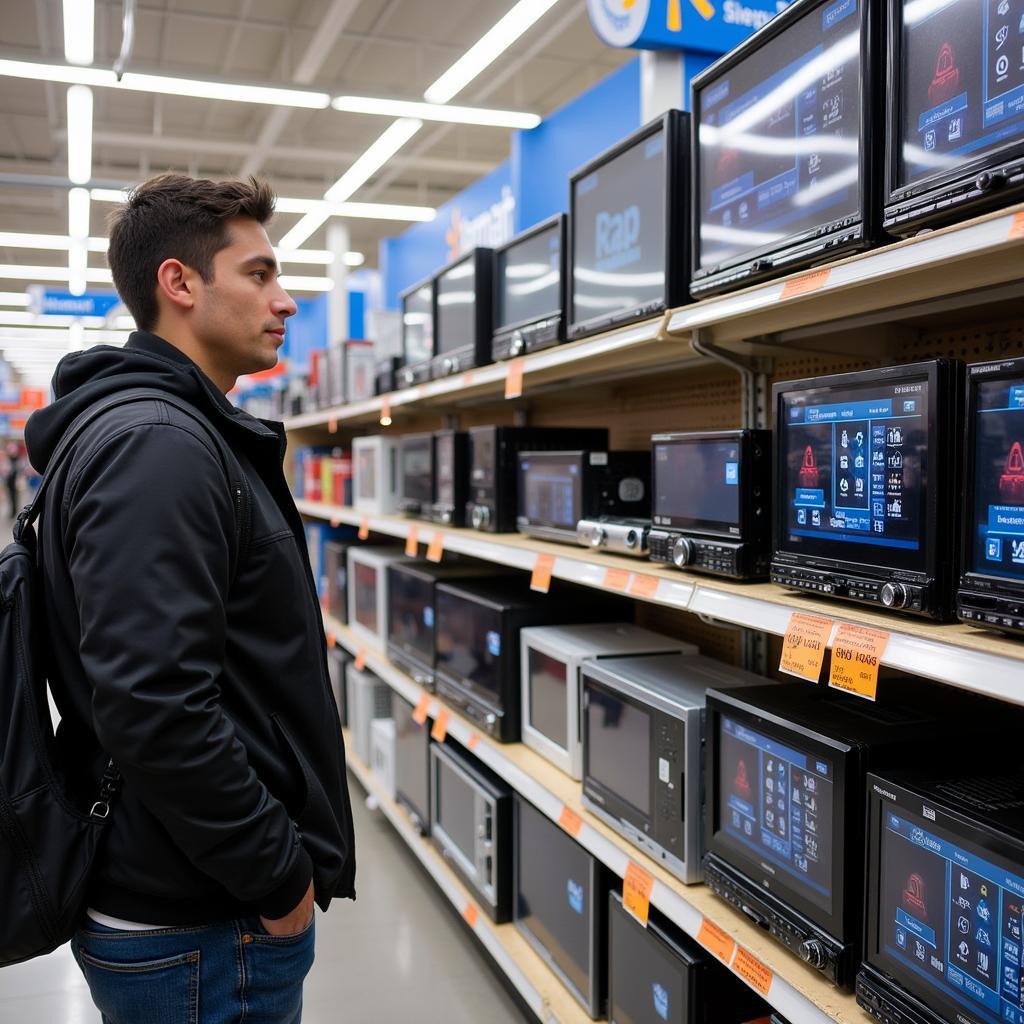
[353,435,402,515]
[430,740,513,923]
[399,275,434,387]
[467,425,608,533]
[369,716,396,799]
[327,646,349,729]
[885,0,1024,234]
[771,360,964,619]
[492,214,566,361]
[649,429,772,579]
[958,357,1024,635]
[691,0,882,297]
[581,654,765,885]
[433,577,626,743]
[515,793,608,1018]
[519,623,694,780]
[399,432,435,518]
[345,662,391,765]
[393,694,431,834]
[430,430,469,527]
[859,768,1024,1024]
[569,110,689,340]
[431,247,495,379]
[347,546,409,650]
[576,516,652,558]
[375,354,404,396]
[516,450,650,545]
[324,539,355,624]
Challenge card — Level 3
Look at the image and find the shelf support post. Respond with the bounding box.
[690,328,771,429]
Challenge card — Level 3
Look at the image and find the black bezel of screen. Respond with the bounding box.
[960,357,1024,598]
[864,776,1024,1024]
[568,109,689,338]
[690,0,882,284]
[706,696,850,935]
[772,361,941,577]
[884,0,1024,215]
[494,213,566,334]
[401,433,435,504]
[434,250,477,355]
[400,273,435,367]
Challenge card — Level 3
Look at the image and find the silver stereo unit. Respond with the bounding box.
[576,516,651,557]
[369,717,396,799]
[345,663,391,765]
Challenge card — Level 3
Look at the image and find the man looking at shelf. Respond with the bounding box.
[24,173,355,1024]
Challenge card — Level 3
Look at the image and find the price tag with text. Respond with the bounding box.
[412,693,430,726]
[828,622,889,700]
[426,532,444,563]
[628,573,661,600]
[531,553,555,593]
[622,861,654,927]
[405,525,420,557]
[1009,211,1024,241]
[780,267,830,299]
[603,567,631,592]
[505,358,525,400]
[358,517,370,541]
[354,647,366,672]
[696,918,736,964]
[559,805,583,838]
[430,707,450,743]
[779,612,833,682]
[732,947,773,995]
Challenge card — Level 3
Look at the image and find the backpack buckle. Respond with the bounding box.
[90,800,111,820]
[12,507,31,544]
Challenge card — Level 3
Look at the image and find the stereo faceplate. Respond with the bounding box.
[771,563,938,617]
[650,530,769,580]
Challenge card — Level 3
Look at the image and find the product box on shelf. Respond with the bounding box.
[393,693,430,834]
[353,435,402,515]
[324,539,359,623]
[304,521,357,607]
[347,545,410,650]
[369,717,396,799]
[346,662,391,765]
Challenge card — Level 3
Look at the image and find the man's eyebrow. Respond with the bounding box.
[241,254,279,273]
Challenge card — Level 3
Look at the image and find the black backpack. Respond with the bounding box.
[0,387,249,966]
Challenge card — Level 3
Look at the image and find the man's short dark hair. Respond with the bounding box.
[107,173,276,331]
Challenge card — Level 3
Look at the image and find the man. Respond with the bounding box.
[24,173,355,1024]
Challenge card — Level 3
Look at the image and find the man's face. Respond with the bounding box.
[190,217,297,380]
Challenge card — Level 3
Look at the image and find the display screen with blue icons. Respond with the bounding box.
[971,377,1024,581]
[653,436,742,535]
[520,456,582,530]
[719,715,834,911]
[696,0,862,272]
[778,378,930,572]
[879,808,1024,1024]
[899,0,1024,189]
[497,221,562,331]
[572,127,667,327]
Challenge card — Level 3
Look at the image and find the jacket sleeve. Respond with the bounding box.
[65,420,312,918]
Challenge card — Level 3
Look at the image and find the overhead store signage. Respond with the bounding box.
[27,287,121,318]
[585,0,789,55]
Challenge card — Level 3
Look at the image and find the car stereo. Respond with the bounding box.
[431,247,495,380]
[399,431,434,518]
[430,429,469,527]
[398,274,434,388]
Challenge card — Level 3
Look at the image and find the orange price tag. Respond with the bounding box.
[779,611,833,682]
[732,947,773,995]
[426,532,444,563]
[416,384,427,400]
[358,517,370,541]
[326,631,336,649]
[780,267,830,299]
[462,902,479,928]
[327,417,337,434]
[330,516,341,528]
[622,861,655,927]
[696,918,737,964]
[1009,211,1024,240]
[354,647,366,672]
[462,371,475,387]
[530,553,555,593]
[603,567,631,592]
[379,396,392,424]
[628,573,661,599]
[828,622,889,701]
[467,733,480,751]
[505,358,525,400]
[412,693,430,726]
[559,805,583,837]
[405,525,419,557]
[430,707,450,743]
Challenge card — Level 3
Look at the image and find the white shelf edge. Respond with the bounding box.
[331,618,843,1024]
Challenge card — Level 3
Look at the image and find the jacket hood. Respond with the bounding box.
[25,331,242,473]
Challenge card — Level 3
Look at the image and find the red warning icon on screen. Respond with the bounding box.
[734,759,752,801]
[798,446,820,489]
[1000,442,1024,501]
[928,42,961,106]
[902,873,928,917]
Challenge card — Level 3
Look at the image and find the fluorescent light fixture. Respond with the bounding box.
[0,292,30,306]
[324,119,424,204]
[0,265,112,283]
[0,313,105,327]
[0,327,128,341]
[277,213,329,252]
[424,0,564,103]
[67,85,93,184]
[278,275,334,292]
[331,95,540,129]
[63,0,94,65]
[68,240,87,295]
[68,322,85,350]
[343,252,365,267]
[274,248,334,266]
[89,188,129,204]
[0,233,72,250]
[68,188,90,240]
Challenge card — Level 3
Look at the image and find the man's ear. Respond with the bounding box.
[155,258,197,314]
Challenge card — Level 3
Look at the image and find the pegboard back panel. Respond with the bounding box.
[634,602,744,666]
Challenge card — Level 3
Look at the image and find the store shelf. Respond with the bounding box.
[303,501,1024,704]
[330,618,865,1024]
[343,733,590,1024]
[284,312,687,431]
[667,203,1024,346]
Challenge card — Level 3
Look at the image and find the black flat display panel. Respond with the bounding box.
[388,569,433,666]
[436,256,476,354]
[497,221,561,330]
[897,0,1024,190]
[434,589,502,702]
[402,436,433,504]
[436,434,457,505]
[403,281,433,365]
[528,650,568,749]
[696,0,863,273]
[520,455,582,531]
[436,754,476,863]
[353,562,378,634]
[585,682,650,817]
[654,436,742,535]
[777,375,930,571]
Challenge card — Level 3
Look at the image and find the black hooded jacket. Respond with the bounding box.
[24,331,355,925]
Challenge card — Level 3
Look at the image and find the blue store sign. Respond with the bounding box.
[27,287,121,318]
[586,0,789,55]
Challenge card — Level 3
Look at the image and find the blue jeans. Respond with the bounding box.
[71,915,315,1024]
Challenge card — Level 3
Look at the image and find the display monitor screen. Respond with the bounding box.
[585,680,651,816]
[777,376,930,571]
[520,456,582,530]
[436,434,456,505]
[388,568,433,666]
[436,754,477,864]
[353,561,379,634]
[470,428,495,491]
[517,796,595,1004]
[402,436,433,504]
[719,715,834,912]
[356,445,376,501]
[435,588,502,700]
[898,0,1024,190]
[696,0,862,272]
[572,127,667,327]
[970,375,1024,581]
[653,437,742,535]
[497,221,562,331]
[528,649,568,749]
[877,806,1024,1024]
[403,282,433,365]
[436,257,476,354]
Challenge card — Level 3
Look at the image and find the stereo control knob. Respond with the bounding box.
[624,529,638,549]
[587,526,606,548]
[511,334,525,356]
[471,506,489,529]
[799,939,827,969]
[485,713,496,726]
[880,582,908,608]
[442,357,454,374]
[672,537,693,568]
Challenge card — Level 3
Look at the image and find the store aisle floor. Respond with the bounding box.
[0,774,530,1023]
